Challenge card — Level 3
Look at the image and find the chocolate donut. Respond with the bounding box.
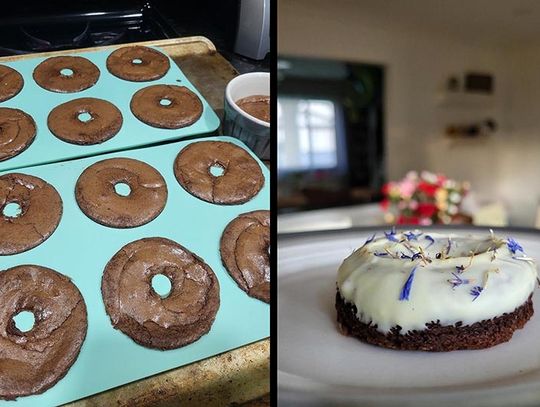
[0,173,62,255]
[47,97,123,145]
[106,45,170,82]
[0,108,36,162]
[0,65,23,102]
[102,237,220,350]
[220,211,270,303]
[173,141,264,205]
[0,265,87,400]
[33,56,99,93]
[130,85,203,129]
[75,157,167,228]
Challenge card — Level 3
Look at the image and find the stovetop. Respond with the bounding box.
[0,0,269,74]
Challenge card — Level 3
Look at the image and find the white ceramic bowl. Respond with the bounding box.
[223,72,270,160]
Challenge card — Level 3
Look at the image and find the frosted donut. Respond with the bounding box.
[336,229,537,351]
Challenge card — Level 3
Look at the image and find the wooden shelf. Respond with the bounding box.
[436,91,495,108]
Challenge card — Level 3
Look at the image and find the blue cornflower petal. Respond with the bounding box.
[404,231,421,241]
[360,233,376,249]
[399,266,417,301]
[385,227,399,242]
[446,238,452,255]
[506,237,524,255]
[448,272,472,289]
[470,285,483,301]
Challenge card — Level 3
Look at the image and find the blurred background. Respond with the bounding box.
[278,0,540,233]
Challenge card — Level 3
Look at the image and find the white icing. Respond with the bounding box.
[337,230,538,333]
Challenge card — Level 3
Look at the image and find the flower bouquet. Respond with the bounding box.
[381,171,470,225]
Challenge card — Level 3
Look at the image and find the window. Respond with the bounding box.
[278,98,338,171]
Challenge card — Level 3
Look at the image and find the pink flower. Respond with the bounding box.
[409,200,419,210]
[419,217,433,226]
[399,179,416,199]
[436,174,447,186]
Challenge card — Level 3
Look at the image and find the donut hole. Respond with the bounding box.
[114,182,131,197]
[3,202,22,218]
[151,274,172,299]
[132,58,143,65]
[13,311,35,333]
[78,112,93,123]
[159,98,172,106]
[60,68,74,76]
[209,164,225,177]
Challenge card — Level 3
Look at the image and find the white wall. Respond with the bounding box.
[278,0,537,226]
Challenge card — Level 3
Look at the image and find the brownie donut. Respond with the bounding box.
[102,237,220,350]
[0,108,36,162]
[48,97,123,145]
[130,85,203,129]
[106,45,170,82]
[0,265,87,400]
[0,65,23,102]
[75,157,167,228]
[0,173,62,255]
[33,56,99,93]
[220,211,270,303]
[173,141,264,205]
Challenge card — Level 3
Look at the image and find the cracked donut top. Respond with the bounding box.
[0,108,36,162]
[0,265,87,400]
[337,229,538,333]
[75,157,167,228]
[106,46,170,82]
[220,210,270,303]
[0,173,62,255]
[33,56,100,93]
[101,237,220,350]
[130,84,203,129]
[173,141,264,205]
[47,97,123,145]
[0,65,23,102]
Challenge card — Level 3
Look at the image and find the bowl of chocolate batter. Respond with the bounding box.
[224,72,270,160]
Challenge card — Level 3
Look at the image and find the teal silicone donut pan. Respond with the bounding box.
[0,46,220,172]
[0,135,269,407]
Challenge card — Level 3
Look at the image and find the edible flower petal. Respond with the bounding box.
[399,266,417,301]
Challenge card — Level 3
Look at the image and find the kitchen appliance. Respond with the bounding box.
[234,0,270,60]
[0,0,269,67]
[0,1,177,56]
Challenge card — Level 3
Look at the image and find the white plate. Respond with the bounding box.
[278,227,540,406]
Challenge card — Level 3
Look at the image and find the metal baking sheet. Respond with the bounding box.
[0,45,220,172]
[0,135,269,407]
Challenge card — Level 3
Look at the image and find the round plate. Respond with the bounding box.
[278,226,540,406]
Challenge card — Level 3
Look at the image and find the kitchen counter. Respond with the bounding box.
[154,0,270,75]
